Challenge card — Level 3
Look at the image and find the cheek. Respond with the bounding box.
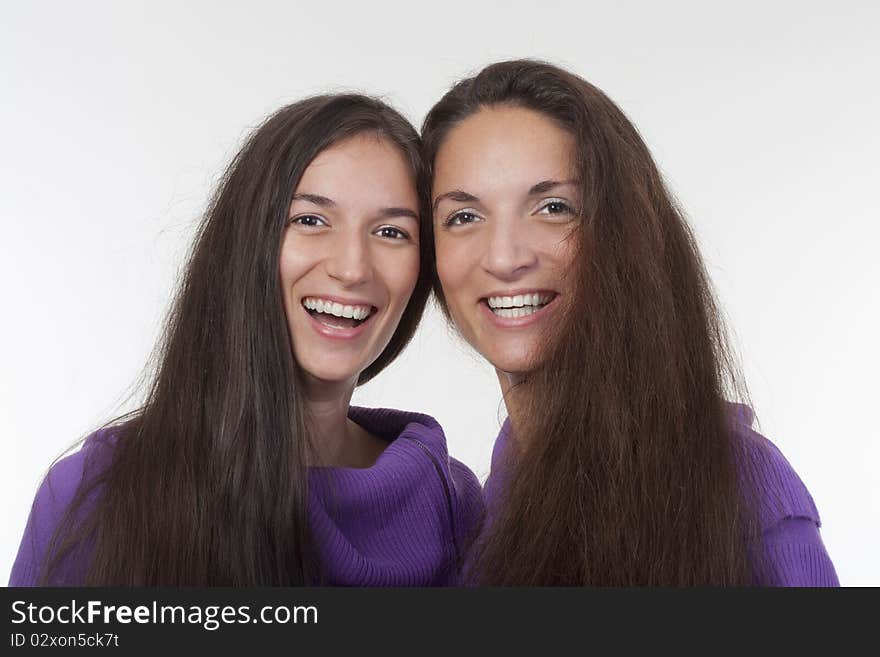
[434,237,472,302]
[552,237,577,270]
[434,244,477,337]
[384,249,421,310]
[278,235,315,308]
[559,233,580,282]
[540,224,579,274]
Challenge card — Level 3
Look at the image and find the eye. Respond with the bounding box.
[289,214,328,228]
[375,225,411,240]
[444,209,483,227]
[536,198,575,216]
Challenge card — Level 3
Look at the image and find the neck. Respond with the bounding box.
[303,374,386,468]
[496,368,527,440]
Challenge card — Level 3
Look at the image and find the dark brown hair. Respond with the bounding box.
[41,94,431,585]
[422,60,759,585]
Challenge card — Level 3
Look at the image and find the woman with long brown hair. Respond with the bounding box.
[422,60,837,585]
[10,94,482,586]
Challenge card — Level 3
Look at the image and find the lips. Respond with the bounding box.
[302,296,376,329]
[479,290,559,327]
[486,292,555,318]
[300,295,380,340]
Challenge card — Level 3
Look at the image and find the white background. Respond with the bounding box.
[2,1,877,585]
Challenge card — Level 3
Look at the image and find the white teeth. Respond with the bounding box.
[487,293,554,309]
[493,306,539,318]
[302,297,372,320]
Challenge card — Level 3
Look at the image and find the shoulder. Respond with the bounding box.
[31,428,115,524]
[9,428,116,586]
[727,404,839,586]
[727,403,821,531]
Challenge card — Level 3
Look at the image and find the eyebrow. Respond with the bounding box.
[291,193,417,221]
[528,179,578,195]
[432,180,579,213]
[432,189,479,213]
[378,207,419,221]
[291,193,336,206]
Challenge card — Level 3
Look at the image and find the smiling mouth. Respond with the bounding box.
[484,292,556,318]
[302,297,376,329]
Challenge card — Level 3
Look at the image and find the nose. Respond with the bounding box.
[324,230,372,288]
[482,218,537,281]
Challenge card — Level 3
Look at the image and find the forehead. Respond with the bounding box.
[432,105,576,196]
[296,133,416,201]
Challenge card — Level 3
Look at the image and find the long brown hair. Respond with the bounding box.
[422,60,760,585]
[41,94,432,585]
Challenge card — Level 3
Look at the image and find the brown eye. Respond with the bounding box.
[445,210,482,227]
[537,200,574,215]
[290,214,328,227]
[375,226,410,240]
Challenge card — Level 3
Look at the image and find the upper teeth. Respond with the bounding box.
[302,297,372,320]
[487,293,553,309]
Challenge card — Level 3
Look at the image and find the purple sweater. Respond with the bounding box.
[9,407,484,587]
[482,404,839,586]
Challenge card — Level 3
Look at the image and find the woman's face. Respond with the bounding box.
[280,133,420,388]
[432,105,579,377]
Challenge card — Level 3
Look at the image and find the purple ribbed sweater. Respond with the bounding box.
[482,404,839,586]
[8,407,484,587]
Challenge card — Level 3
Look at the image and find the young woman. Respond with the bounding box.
[10,94,482,586]
[422,60,838,586]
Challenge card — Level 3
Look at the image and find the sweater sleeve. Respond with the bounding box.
[449,457,485,548]
[728,404,840,587]
[446,457,486,585]
[8,448,89,587]
[758,516,840,587]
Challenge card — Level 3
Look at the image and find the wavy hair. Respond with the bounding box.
[422,60,759,585]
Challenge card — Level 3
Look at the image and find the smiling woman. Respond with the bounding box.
[9,95,483,586]
[432,105,579,378]
[281,135,421,410]
[423,60,838,586]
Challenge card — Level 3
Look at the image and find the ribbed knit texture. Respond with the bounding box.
[482,404,839,586]
[728,404,839,586]
[8,407,484,587]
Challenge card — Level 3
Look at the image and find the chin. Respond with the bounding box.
[299,360,365,387]
[484,350,538,379]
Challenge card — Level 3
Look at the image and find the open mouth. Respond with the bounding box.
[302,297,376,329]
[484,292,556,318]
